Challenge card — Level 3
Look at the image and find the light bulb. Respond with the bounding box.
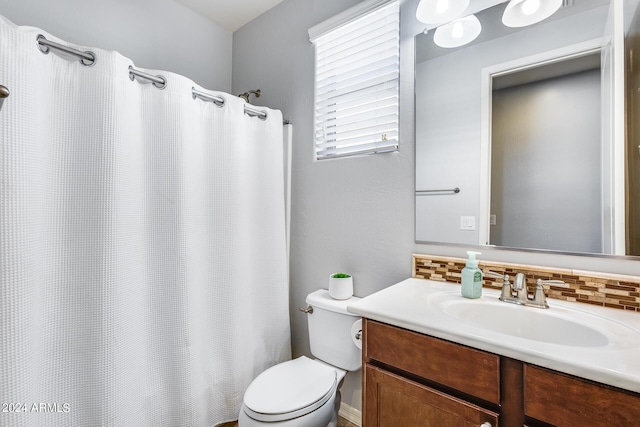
[433,14,481,48]
[416,0,469,25]
[502,0,562,28]
[521,0,540,16]
[436,0,449,14]
[451,21,464,38]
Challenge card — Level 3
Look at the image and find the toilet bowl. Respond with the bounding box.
[238,356,345,427]
[239,290,361,427]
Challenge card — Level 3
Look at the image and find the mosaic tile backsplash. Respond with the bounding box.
[413,254,640,312]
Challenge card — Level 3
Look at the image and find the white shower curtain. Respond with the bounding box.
[0,16,290,427]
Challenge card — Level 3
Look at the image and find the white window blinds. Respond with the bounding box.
[310,0,400,160]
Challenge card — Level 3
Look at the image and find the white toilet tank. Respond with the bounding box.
[305,289,362,371]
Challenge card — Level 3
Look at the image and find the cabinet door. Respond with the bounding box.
[524,364,640,427]
[364,364,499,427]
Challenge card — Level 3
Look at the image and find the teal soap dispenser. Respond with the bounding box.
[461,251,483,299]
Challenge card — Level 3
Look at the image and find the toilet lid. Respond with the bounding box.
[243,356,337,419]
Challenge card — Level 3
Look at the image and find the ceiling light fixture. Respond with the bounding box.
[502,0,562,28]
[416,0,470,25]
[433,15,481,48]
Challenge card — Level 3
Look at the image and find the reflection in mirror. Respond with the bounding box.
[415,0,640,256]
[490,55,602,253]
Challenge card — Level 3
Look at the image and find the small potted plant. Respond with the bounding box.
[329,272,353,300]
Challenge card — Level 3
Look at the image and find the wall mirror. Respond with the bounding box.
[415,0,640,257]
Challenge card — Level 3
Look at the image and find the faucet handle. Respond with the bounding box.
[485,270,510,284]
[487,271,516,303]
[536,278,566,287]
[529,278,564,309]
[531,283,549,308]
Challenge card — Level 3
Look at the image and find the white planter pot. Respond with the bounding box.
[328,275,353,300]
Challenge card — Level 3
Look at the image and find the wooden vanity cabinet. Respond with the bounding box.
[362,318,640,427]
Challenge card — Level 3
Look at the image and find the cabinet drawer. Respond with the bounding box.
[365,364,499,427]
[524,364,640,427]
[364,320,500,404]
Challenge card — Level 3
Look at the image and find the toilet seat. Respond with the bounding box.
[243,356,338,422]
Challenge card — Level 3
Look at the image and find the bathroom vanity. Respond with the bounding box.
[349,278,640,427]
[363,319,640,427]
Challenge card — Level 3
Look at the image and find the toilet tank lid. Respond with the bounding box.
[306,289,360,316]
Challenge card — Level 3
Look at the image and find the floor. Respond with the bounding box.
[220,416,358,427]
[338,416,359,427]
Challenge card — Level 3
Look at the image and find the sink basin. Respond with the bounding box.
[428,292,640,348]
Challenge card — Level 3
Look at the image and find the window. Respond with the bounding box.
[309,0,400,160]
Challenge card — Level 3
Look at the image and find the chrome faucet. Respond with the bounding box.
[486,271,564,309]
[511,272,529,303]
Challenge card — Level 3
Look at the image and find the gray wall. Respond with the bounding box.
[491,70,602,253]
[233,0,417,411]
[0,0,232,91]
[234,0,640,413]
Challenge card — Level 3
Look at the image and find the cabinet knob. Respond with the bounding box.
[480,423,492,427]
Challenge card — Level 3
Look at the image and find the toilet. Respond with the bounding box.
[238,289,361,427]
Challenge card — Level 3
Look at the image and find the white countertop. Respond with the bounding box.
[347,277,640,393]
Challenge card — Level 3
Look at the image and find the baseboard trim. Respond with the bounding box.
[339,402,362,426]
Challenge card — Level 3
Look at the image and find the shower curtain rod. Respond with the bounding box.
[129,66,166,89]
[37,34,95,66]
[0,85,8,112]
[192,87,270,121]
[34,34,282,123]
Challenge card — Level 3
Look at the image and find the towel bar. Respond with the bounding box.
[416,187,460,196]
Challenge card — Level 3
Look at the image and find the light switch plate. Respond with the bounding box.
[460,216,476,231]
